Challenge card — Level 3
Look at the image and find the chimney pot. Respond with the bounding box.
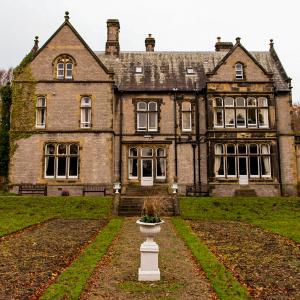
[145,34,155,52]
[215,37,233,52]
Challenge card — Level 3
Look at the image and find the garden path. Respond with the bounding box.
[81,218,216,300]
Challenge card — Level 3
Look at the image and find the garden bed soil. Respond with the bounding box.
[190,220,300,299]
[0,219,106,300]
[81,218,216,300]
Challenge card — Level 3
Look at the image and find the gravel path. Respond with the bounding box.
[0,219,106,300]
[82,218,216,300]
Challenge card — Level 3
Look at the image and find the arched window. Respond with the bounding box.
[36,96,46,128]
[235,63,243,79]
[137,101,158,131]
[156,148,166,179]
[56,55,74,79]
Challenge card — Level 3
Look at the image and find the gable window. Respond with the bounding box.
[137,101,158,132]
[36,96,46,128]
[44,143,79,179]
[214,143,271,178]
[56,55,74,79]
[235,63,244,79]
[80,97,92,128]
[213,96,269,128]
[182,102,192,131]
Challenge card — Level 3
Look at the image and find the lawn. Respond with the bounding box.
[180,197,300,243]
[0,196,112,237]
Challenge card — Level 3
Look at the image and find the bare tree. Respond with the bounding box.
[0,68,13,87]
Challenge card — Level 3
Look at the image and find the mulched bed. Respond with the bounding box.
[81,218,216,300]
[0,219,106,300]
[190,220,300,299]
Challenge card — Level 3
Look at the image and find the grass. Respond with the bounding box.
[0,196,112,237]
[180,197,300,243]
[41,218,123,300]
[172,218,250,300]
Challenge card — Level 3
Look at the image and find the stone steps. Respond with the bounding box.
[234,188,257,197]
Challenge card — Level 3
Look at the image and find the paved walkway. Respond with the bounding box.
[81,218,216,300]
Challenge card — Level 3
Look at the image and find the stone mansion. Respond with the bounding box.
[9,12,298,196]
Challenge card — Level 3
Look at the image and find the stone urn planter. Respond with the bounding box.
[136,220,164,281]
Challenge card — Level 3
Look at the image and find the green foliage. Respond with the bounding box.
[13,51,35,77]
[180,197,300,243]
[0,85,12,177]
[41,218,123,300]
[172,218,250,300]
[0,196,112,237]
[139,215,161,223]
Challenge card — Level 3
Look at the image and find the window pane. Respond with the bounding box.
[81,97,91,107]
[236,97,245,107]
[141,147,153,157]
[214,98,223,107]
[250,157,259,176]
[225,109,235,127]
[227,144,235,154]
[45,156,55,177]
[137,112,147,130]
[81,108,91,127]
[258,97,268,107]
[58,144,67,155]
[182,112,191,131]
[238,144,247,154]
[157,158,166,177]
[249,144,258,154]
[215,157,225,176]
[129,158,138,177]
[46,144,55,155]
[247,97,257,107]
[70,144,79,155]
[57,157,67,176]
[236,109,246,127]
[137,102,147,111]
[129,148,138,157]
[214,109,223,127]
[238,157,247,175]
[36,108,46,127]
[66,63,73,78]
[157,148,165,157]
[258,109,268,127]
[148,102,157,111]
[69,157,78,177]
[57,63,64,79]
[261,157,271,176]
[37,97,46,107]
[215,144,224,154]
[148,112,157,130]
[227,157,236,176]
[261,144,270,154]
[224,97,234,107]
[247,109,257,126]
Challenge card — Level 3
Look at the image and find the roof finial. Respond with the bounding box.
[31,36,39,53]
[64,11,70,21]
[269,39,274,49]
[217,36,221,43]
[236,37,241,44]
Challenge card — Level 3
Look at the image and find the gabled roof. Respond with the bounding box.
[207,39,272,77]
[32,13,113,75]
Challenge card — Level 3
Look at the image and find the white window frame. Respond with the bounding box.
[128,147,138,179]
[226,144,237,178]
[261,144,271,178]
[182,102,192,132]
[80,97,92,128]
[156,148,166,179]
[235,63,244,79]
[35,96,46,128]
[186,67,195,75]
[215,144,225,177]
[135,66,143,74]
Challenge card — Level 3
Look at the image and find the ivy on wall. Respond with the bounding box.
[0,84,12,177]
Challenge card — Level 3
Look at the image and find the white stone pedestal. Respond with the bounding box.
[138,240,160,281]
[136,220,164,281]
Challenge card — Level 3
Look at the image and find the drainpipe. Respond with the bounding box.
[119,91,123,184]
[173,88,178,179]
[194,85,201,190]
[192,143,196,186]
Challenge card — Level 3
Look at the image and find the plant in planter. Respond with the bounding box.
[137,197,164,281]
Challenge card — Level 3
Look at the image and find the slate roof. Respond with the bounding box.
[96,51,290,92]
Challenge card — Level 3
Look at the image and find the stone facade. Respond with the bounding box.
[9,13,298,196]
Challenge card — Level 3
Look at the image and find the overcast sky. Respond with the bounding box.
[0,0,299,101]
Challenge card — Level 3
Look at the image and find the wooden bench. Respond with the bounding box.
[19,184,47,196]
[82,185,106,196]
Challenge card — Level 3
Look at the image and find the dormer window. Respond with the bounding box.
[186,67,195,75]
[235,63,244,79]
[56,55,74,79]
[135,66,143,74]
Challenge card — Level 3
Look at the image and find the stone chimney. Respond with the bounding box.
[105,19,120,56]
[215,37,233,52]
[145,34,155,52]
[31,36,39,53]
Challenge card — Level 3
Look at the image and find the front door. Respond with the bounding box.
[141,159,153,186]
